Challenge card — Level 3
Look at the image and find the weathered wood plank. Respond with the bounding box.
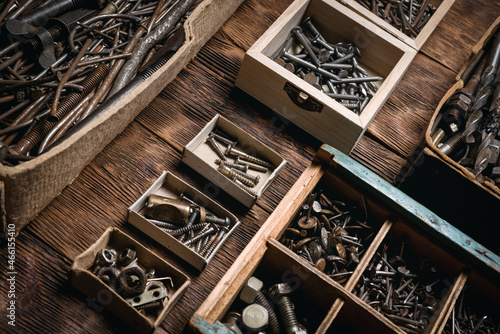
[350,135,407,183]
[420,0,500,73]
[364,53,456,159]
[136,32,319,214]
[219,0,293,51]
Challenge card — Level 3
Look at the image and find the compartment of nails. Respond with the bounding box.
[442,283,500,334]
[352,237,453,333]
[352,0,437,38]
[220,241,339,334]
[279,186,380,285]
[271,16,383,114]
[90,246,172,316]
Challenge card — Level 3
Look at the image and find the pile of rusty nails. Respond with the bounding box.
[271,17,383,114]
[0,0,196,166]
[443,285,499,334]
[354,243,445,334]
[144,192,231,259]
[433,29,500,188]
[280,189,375,284]
[92,246,173,314]
[205,128,274,196]
[355,0,436,37]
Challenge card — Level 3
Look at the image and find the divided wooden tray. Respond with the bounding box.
[188,144,500,333]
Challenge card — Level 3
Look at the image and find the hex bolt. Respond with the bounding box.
[235,157,269,173]
[242,304,269,333]
[225,144,274,168]
[215,158,248,172]
[206,134,227,161]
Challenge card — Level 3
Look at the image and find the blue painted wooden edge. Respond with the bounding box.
[191,315,232,333]
[318,144,500,278]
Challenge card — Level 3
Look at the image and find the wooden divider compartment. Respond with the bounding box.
[221,239,343,333]
[189,145,500,334]
[0,0,245,238]
[436,269,500,333]
[235,0,416,154]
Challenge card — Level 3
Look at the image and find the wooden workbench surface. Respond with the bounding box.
[1,0,498,333]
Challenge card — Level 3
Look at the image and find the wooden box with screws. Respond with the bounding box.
[340,0,455,50]
[0,0,245,238]
[235,0,417,154]
[69,227,190,334]
[188,144,500,333]
[128,171,241,272]
[181,114,287,208]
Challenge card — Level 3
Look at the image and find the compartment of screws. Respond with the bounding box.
[128,171,240,271]
[182,114,287,208]
[220,240,340,334]
[279,186,380,285]
[70,227,190,334]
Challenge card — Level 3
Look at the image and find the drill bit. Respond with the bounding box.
[472,80,500,177]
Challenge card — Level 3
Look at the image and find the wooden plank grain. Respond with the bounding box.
[137,32,320,213]
[219,0,294,51]
[365,52,456,159]
[420,0,500,73]
[350,135,406,183]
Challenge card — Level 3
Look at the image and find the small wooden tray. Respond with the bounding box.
[182,114,287,208]
[128,171,241,272]
[70,227,190,334]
